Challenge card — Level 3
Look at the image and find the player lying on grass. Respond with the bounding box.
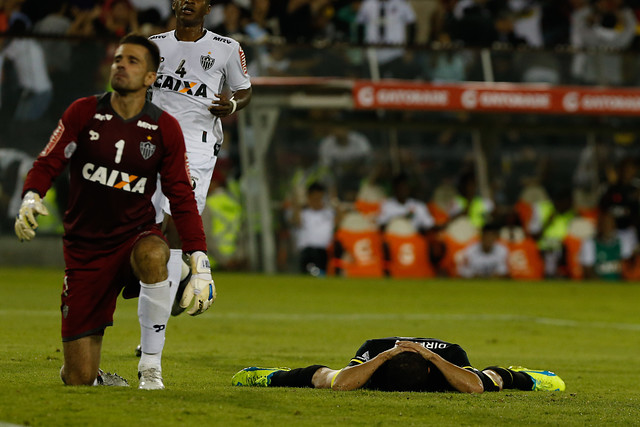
[232,337,565,393]
[14,34,215,390]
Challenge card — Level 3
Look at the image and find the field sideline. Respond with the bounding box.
[1,267,639,426]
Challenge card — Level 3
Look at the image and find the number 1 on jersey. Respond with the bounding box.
[114,139,125,164]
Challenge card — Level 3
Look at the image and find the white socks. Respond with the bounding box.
[138,279,170,368]
[167,249,183,305]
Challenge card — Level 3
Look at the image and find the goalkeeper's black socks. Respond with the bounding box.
[483,366,534,390]
[269,365,327,388]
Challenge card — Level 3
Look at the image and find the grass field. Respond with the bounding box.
[1,268,640,426]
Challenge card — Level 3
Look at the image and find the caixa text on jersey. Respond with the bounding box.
[82,163,147,194]
[154,75,209,98]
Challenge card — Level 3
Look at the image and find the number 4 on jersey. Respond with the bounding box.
[175,60,187,78]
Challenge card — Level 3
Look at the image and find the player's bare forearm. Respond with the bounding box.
[396,341,484,393]
[331,346,411,391]
[208,87,252,118]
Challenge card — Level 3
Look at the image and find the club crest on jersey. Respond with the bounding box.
[140,141,156,160]
[200,54,215,71]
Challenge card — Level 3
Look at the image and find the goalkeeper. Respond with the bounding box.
[232,337,565,393]
[14,34,215,390]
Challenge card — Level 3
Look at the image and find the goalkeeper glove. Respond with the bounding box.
[15,191,50,242]
[180,251,216,315]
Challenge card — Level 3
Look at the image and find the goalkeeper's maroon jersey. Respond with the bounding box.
[23,92,206,253]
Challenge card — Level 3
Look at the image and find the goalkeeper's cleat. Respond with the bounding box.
[508,366,566,391]
[171,261,192,316]
[231,367,290,387]
[138,367,164,390]
[97,369,130,387]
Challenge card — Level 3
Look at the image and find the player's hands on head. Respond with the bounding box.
[395,340,436,360]
[14,191,49,242]
[381,341,417,361]
[208,93,236,118]
[180,251,216,315]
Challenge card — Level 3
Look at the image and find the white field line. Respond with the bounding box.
[2,310,640,331]
[217,312,640,331]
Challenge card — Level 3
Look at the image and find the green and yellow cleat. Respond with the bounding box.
[509,366,566,391]
[231,367,290,387]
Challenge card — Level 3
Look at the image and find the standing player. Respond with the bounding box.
[14,34,215,389]
[149,0,252,313]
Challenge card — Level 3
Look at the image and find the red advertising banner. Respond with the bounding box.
[352,81,640,116]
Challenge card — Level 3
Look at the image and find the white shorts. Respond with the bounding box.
[152,154,217,223]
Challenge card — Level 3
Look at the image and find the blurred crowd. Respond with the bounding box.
[3,0,640,50]
[3,0,640,281]
[278,135,640,281]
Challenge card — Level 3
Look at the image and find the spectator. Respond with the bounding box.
[211,1,248,39]
[245,0,279,41]
[202,160,246,271]
[34,2,73,71]
[458,222,509,279]
[408,0,443,45]
[428,50,470,82]
[493,8,528,46]
[541,0,585,47]
[450,171,495,230]
[536,188,576,277]
[318,122,373,201]
[334,0,363,42]
[377,173,435,234]
[571,0,637,85]
[66,1,103,37]
[129,0,172,26]
[507,0,544,48]
[580,211,631,280]
[447,0,498,47]
[289,182,340,275]
[598,157,640,259]
[33,1,84,117]
[276,0,332,43]
[355,0,417,77]
[0,0,53,123]
[99,0,139,37]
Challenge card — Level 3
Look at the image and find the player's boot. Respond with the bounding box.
[231,367,291,387]
[97,368,130,386]
[508,366,566,391]
[138,367,165,390]
[171,261,192,316]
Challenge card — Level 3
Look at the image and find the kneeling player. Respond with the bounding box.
[232,337,565,393]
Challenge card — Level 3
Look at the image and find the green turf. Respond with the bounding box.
[1,268,639,426]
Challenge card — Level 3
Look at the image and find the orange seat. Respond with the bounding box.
[563,217,596,280]
[500,227,543,280]
[354,199,382,220]
[427,202,450,227]
[384,232,434,278]
[332,229,384,277]
[438,217,478,277]
[330,212,384,278]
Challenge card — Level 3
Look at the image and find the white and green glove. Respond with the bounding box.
[180,251,216,315]
[15,191,49,242]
